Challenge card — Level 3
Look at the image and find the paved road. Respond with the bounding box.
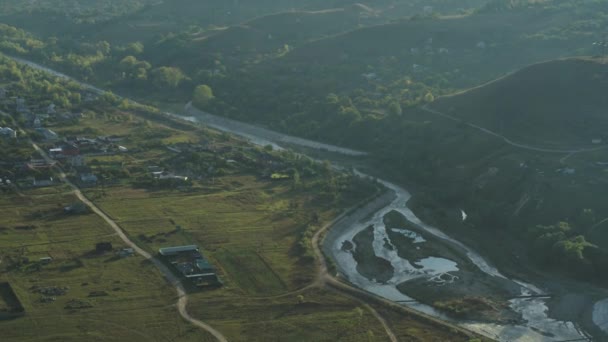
[184,102,368,156]
[30,143,228,342]
[422,105,608,154]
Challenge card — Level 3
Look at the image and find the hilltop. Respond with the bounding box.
[430,58,608,147]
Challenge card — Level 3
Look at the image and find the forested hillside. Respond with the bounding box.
[2,0,608,284]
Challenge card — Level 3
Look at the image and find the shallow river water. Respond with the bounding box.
[325,175,589,341]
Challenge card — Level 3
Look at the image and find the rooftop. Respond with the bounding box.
[158,245,199,256]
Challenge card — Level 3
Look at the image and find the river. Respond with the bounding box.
[7,55,598,341]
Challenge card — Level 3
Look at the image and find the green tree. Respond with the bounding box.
[151,66,185,89]
[126,42,144,55]
[192,84,215,108]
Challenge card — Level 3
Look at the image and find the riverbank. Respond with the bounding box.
[382,210,522,324]
[408,194,607,340]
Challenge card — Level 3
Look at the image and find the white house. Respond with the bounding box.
[80,173,98,184]
[0,127,17,138]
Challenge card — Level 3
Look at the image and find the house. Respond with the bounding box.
[477,41,487,49]
[27,159,56,170]
[158,245,218,285]
[166,146,182,153]
[158,245,199,256]
[64,202,87,214]
[61,143,80,156]
[36,128,59,141]
[592,138,603,144]
[0,127,17,138]
[158,173,188,181]
[80,173,98,184]
[118,248,135,258]
[69,155,85,167]
[118,146,128,153]
[438,48,449,54]
[557,168,576,175]
[47,104,56,114]
[49,148,64,159]
[33,177,54,187]
[39,257,53,265]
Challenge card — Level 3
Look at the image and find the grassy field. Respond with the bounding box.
[0,186,214,341]
[86,178,322,294]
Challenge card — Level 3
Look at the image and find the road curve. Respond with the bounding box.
[31,143,228,342]
[311,200,398,342]
[422,105,608,154]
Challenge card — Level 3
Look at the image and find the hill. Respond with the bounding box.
[431,58,608,147]
[145,7,380,69]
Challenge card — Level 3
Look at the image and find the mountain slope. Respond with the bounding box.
[431,58,608,147]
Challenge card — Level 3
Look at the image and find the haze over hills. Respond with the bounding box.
[431,58,608,147]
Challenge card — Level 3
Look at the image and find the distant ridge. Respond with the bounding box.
[430,58,608,147]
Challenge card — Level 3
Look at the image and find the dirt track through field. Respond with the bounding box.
[31,142,229,342]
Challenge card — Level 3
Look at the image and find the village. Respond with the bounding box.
[0,78,315,291]
[0,82,300,195]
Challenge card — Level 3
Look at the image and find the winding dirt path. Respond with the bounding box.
[31,143,228,342]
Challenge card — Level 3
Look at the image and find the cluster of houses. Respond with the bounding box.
[158,245,219,286]
[49,135,126,159]
[163,141,288,181]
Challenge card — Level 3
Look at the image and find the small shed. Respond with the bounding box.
[39,257,53,264]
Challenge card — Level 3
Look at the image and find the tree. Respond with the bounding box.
[151,66,185,89]
[120,56,151,80]
[100,91,120,106]
[388,101,402,116]
[192,84,215,108]
[291,169,301,190]
[125,42,144,55]
[423,92,435,102]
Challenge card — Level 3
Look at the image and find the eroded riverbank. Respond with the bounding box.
[323,177,590,341]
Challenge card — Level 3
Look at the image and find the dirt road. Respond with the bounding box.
[31,143,228,342]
